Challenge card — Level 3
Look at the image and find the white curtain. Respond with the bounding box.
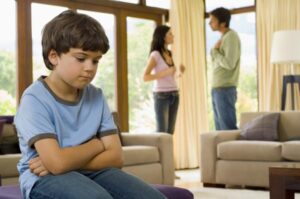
[170,0,208,169]
[257,0,300,111]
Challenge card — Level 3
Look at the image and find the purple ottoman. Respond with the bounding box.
[0,185,21,199]
[152,184,194,199]
[0,184,193,199]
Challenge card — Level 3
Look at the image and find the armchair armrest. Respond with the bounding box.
[200,130,241,184]
[121,133,174,185]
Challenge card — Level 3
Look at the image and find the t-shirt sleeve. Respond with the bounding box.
[150,51,160,63]
[97,94,118,138]
[15,94,57,148]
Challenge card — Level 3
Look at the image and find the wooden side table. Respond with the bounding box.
[269,167,300,199]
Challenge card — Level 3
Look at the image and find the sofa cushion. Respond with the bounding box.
[122,146,159,166]
[217,141,282,161]
[278,111,300,141]
[0,121,20,155]
[282,141,300,161]
[240,113,280,141]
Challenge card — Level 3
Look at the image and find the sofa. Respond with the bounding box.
[0,116,175,186]
[200,111,300,188]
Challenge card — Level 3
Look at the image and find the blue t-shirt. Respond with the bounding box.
[14,77,117,199]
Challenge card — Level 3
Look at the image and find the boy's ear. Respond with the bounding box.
[48,50,59,66]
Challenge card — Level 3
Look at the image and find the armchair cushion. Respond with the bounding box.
[0,116,20,155]
[111,112,123,145]
[122,146,159,166]
[282,141,300,161]
[0,119,5,137]
[240,113,280,141]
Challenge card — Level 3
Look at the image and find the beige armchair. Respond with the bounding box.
[121,132,175,185]
[0,120,175,185]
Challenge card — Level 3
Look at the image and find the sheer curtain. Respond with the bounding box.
[257,0,300,111]
[170,0,208,169]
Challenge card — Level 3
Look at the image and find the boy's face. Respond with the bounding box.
[49,48,102,89]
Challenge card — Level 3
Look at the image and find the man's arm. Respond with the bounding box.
[34,137,104,175]
[81,134,123,170]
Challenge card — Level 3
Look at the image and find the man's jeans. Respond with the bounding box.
[154,91,179,134]
[30,168,166,199]
[212,87,238,130]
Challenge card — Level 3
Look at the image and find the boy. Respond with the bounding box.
[15,10,166,199]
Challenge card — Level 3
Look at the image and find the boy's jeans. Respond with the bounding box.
[212,86,238,130]
[30,168,166,199]
[154,91,179,134]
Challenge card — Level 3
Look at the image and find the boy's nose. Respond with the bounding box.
[85,61,97,70]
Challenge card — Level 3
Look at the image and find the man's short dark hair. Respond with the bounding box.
[42,10,110,70]
[210,7,231,28]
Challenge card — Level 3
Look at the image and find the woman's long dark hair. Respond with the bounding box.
[150,25,173,66]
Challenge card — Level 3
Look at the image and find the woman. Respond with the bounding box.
[143,25,185,134]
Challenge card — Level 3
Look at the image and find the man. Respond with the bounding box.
[209,7,241,130]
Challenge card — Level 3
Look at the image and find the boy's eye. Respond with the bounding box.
[76,57,85,62]
[93,60,99,64]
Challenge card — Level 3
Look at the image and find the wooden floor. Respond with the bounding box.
[174,168,202,189]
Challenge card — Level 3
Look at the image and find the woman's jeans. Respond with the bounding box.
[212,86,238,130]
[30,168,166,199]
[154,91,179,134]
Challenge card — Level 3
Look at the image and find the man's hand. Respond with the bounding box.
[214,39,222,49]
[29,156,50,177]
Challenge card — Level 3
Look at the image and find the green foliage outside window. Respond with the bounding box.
[0,50,16,114]
[127,20,156,132]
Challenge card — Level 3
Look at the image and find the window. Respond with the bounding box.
[79,10,116,111]
[146,0,170,9]
[205,4,257,130]
[110,0,138,4]
[0,0,16,114]
[205,0,255,12]
[31,3,67,80]
[127,17,156,132]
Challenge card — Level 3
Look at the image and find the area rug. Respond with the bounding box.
[190,187,300,199]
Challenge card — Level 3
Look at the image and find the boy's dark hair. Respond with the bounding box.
[210,7,231,28]
[42,10,110,70]
[150,25,171,56]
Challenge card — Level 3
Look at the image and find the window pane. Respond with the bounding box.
[78,10,116,111]
[31,3,67,80]
[205,12,257,130]
[146,0,170,9]
[110,0,138,4]
[206,0,255,12]
[127,17,156,133]
[0,0,16,114]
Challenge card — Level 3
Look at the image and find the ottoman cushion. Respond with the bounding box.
[152,184,194,199]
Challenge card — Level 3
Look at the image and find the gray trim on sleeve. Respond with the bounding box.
[28,133,57,148]
[97,129,118,138]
